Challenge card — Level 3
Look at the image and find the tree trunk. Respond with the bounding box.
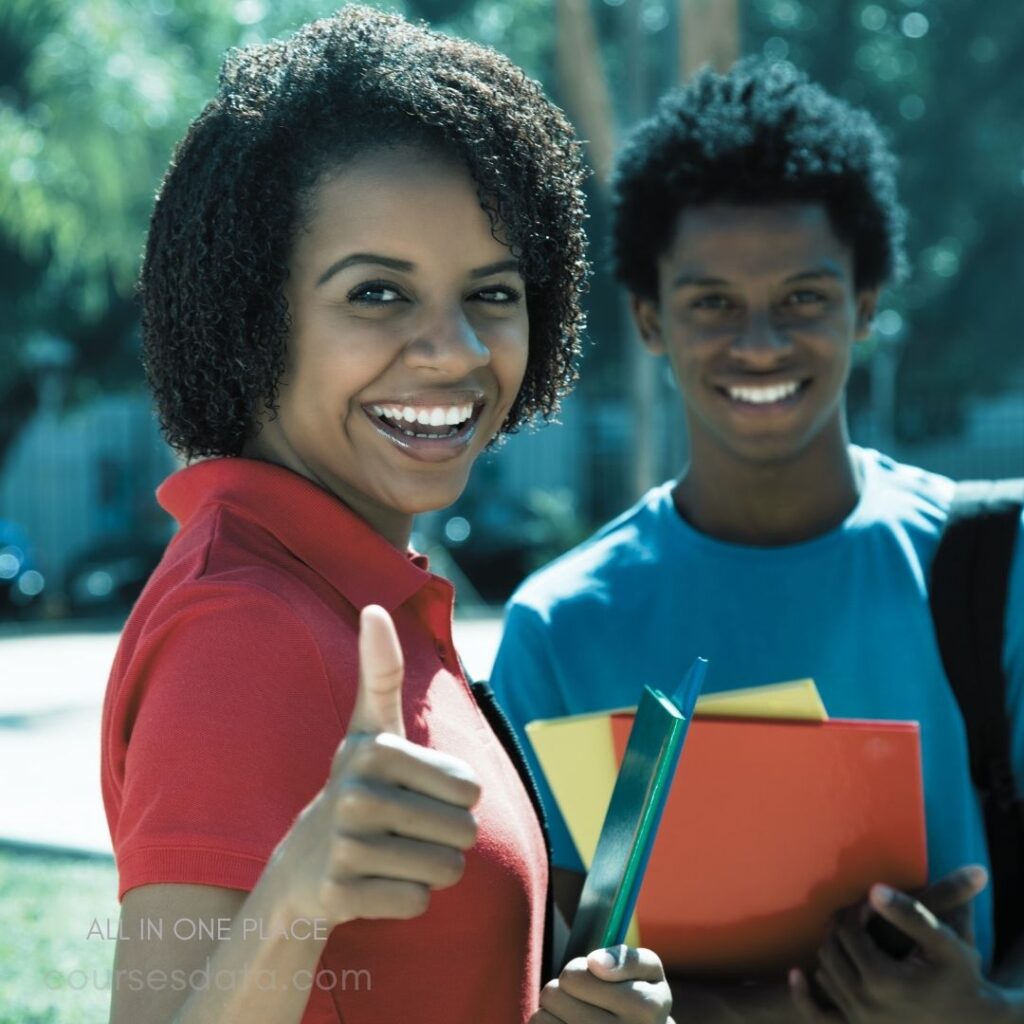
[678,0,740,79]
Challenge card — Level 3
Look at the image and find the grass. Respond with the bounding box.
[0,849,119,1024]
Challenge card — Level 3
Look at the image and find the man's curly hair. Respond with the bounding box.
[141,5,588,460]
[611,59,908,301]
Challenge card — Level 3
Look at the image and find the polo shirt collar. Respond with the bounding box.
[158,457,433,611]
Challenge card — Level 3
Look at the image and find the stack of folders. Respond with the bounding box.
[527,678,927,978]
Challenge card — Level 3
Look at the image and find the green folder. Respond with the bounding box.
[562,659,706,967]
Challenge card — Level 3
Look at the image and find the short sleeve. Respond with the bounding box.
[1004,508,1024,795]
[103,582,342,900]
[489,601,585,873]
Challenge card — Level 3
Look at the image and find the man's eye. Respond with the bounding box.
[348,282,405,305]
[784,290,826,306]
[473,285,522,305]
[692,294,736,311]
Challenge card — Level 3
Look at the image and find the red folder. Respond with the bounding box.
[609,714,927,977]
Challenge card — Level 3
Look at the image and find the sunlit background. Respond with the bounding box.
[1,3,1022,1019]
[1,0,1022,620]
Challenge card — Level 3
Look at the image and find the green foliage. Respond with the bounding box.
[0,0,1021,456]
[0,0,374,318]
[0,0,407,455]
[432,0,554,81]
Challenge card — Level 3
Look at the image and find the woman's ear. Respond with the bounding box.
[854,289,880,341]
[631,294,666,355]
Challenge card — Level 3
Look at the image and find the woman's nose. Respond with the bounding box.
[404,307,491,374]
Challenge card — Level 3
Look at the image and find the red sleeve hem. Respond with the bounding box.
[116,844,269,902]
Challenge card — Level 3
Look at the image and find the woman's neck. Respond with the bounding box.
[240,436,413,551]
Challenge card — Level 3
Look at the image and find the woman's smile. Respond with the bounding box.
[362,390,486,461]
[243,146,529,547]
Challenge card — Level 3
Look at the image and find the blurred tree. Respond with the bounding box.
[0,0,388,461]
[1,0,219,458]
[1,0,1021,472]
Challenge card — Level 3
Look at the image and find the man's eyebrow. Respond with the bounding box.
[315,254,415,288]
[671,264,846,290]
[671,273,730,290]
[783,265,845,284]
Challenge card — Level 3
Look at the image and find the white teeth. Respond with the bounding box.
[727,381,800,404]
[373,402,478,430]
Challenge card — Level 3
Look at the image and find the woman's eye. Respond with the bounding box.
[347,282,406,305]
[472,285,522,305]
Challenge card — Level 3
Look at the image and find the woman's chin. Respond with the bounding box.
[387,473,474,518]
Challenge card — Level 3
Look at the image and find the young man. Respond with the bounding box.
[490,60,1024,1022]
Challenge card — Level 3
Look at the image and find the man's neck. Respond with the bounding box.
[672,437,862,547]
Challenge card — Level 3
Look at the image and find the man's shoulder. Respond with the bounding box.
[508,483,673,619]
[857,446,958,533]
[857,449,1024,595]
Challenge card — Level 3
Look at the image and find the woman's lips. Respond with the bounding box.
[364,402,484,462]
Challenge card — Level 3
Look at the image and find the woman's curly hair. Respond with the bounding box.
[611,58,908,301]
[140,5,588,459]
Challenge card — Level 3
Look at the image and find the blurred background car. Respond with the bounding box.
[0,518,46,617]
[64,535,168,618]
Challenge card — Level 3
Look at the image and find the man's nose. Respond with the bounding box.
[729,310,794,364]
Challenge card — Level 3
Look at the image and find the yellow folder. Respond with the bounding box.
[525,679,827,876]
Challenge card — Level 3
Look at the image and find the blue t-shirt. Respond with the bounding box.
[490,446,1024,970]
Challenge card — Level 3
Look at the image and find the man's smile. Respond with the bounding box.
[713,377,812,413]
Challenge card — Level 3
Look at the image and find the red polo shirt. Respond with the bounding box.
[100,457,548,1023]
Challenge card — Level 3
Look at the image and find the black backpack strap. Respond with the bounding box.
[929,478,1024,964]
[468,677,557,982]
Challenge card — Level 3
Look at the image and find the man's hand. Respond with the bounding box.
[531,946,673,1023]
[660,865,992,1023]
[789,883,1016,1023]
[912,863,987,945]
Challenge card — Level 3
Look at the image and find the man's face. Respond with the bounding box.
[633,202,877,468]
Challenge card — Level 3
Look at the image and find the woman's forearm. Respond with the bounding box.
[169,861,331,1024]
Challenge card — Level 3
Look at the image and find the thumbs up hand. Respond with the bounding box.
[347,603,409,738]
[267,606,481,928]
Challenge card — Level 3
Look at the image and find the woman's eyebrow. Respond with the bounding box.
[315,254,520,287]
[316,253,415,287]
[470,258,520,279]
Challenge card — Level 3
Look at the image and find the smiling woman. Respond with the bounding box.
[99,8,674,1024]
[241,149,532,548]
[140,11,587,465]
